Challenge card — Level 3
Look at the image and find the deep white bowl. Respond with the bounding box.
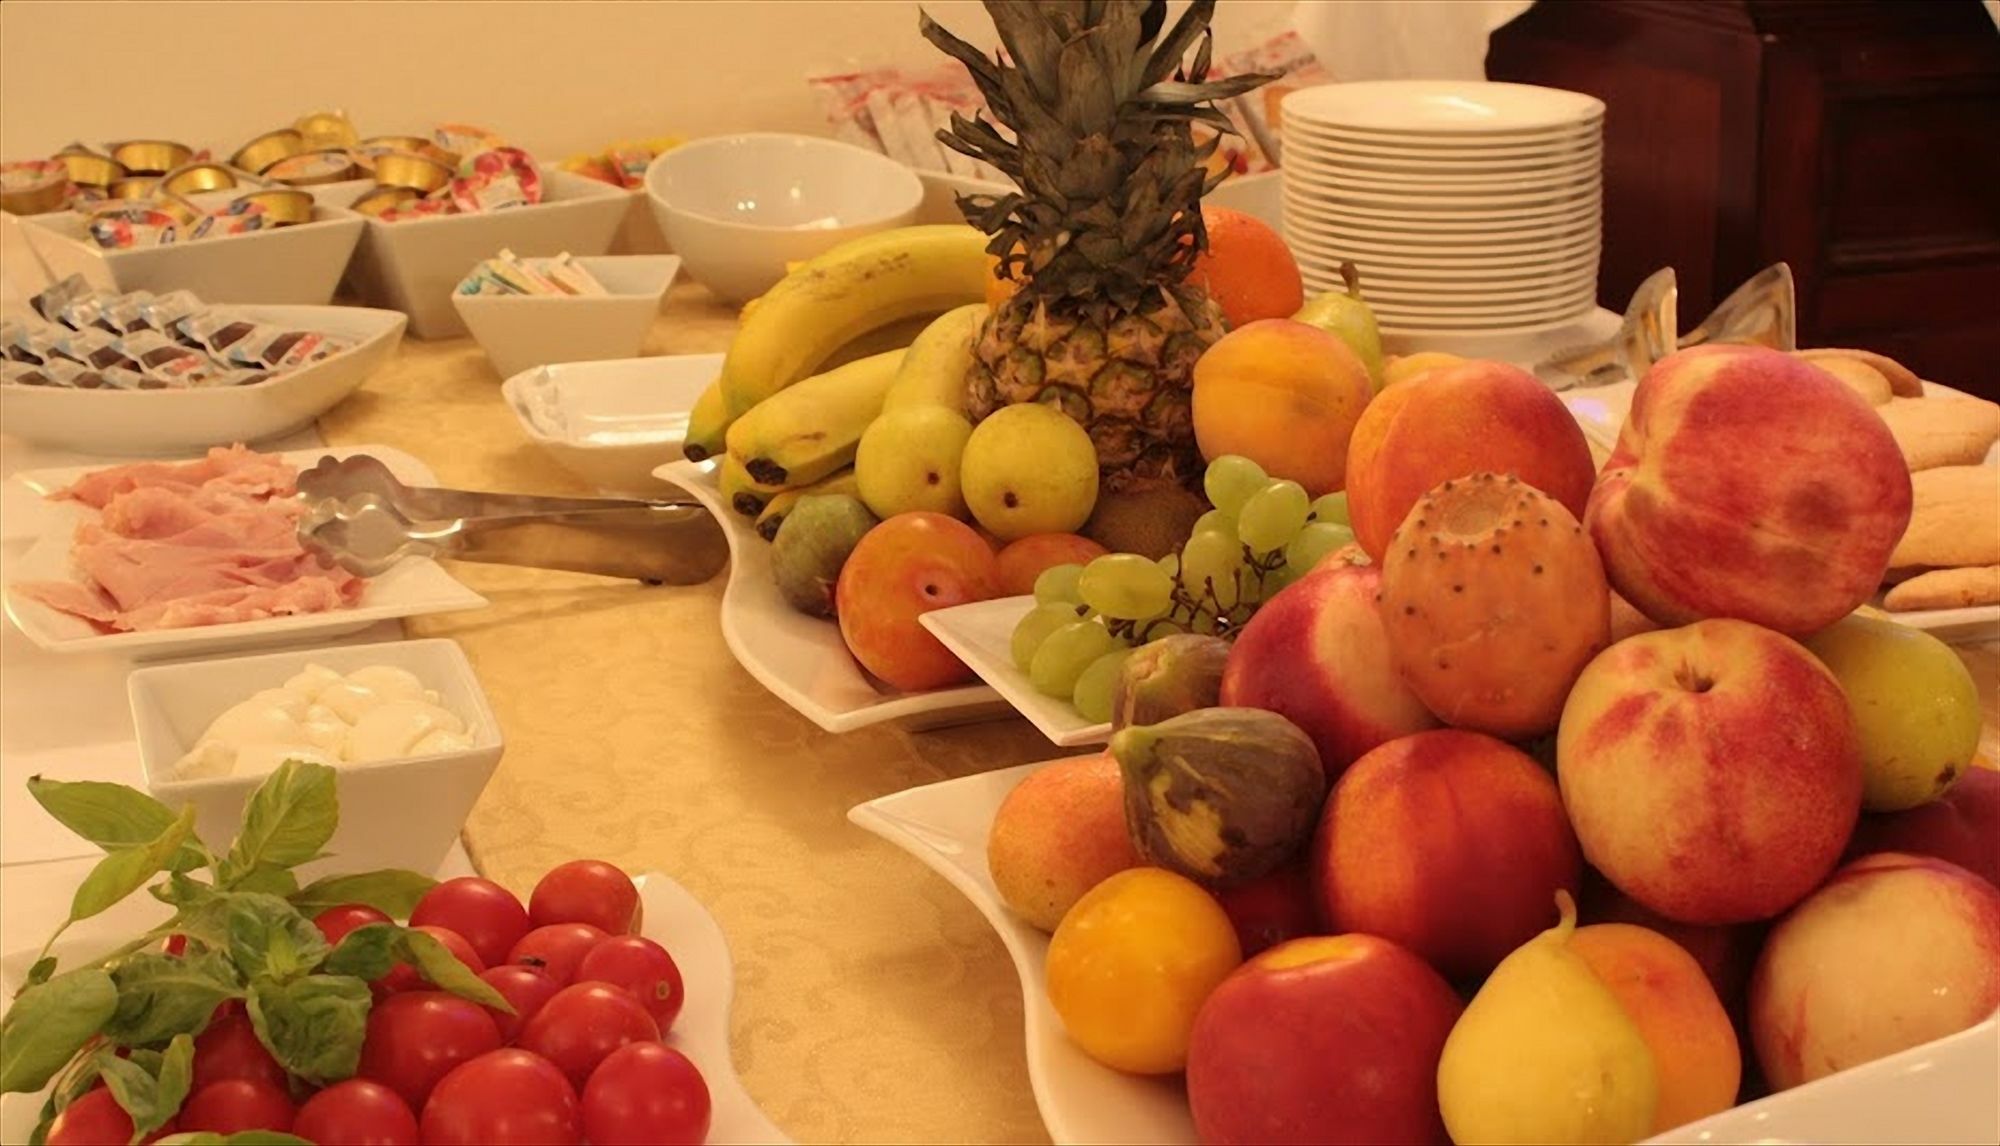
[131,639,503,879]
[337,168,631,340]
[501,351,718,494]
[0,304,406,456]
[453,254,680,379]
[645,133,922,303]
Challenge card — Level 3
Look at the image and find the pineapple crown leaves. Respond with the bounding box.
[920,0,1278,309]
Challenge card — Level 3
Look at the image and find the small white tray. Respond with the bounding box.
[919,596,1112,748]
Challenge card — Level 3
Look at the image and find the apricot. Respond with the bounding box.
[1192,319,1372,497]
[987,754,1141,933]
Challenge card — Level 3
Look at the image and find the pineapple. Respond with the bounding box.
[922,0,1274,493]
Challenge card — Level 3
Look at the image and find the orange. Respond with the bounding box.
[1189,206,1304,329]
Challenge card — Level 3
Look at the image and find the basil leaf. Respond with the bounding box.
[0,967,116,1093]
[68,804,197,925]
[26,777,206,872]
[93,1037,188,1141]
[223,761,336,878]
[246,975,370,1085]
[229,864,299,898]
[402,928,509,1011]
[154,1134,313,1145]
[225,894,328,984]
[322,923,399,981]
[153,1035,195,1137]
[102,950,242,1045]
[290,870,436,918]
[26,957,55,988]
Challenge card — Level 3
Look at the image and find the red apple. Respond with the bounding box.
[992,533,1108,598]
[1187,934,1463,1145]
[1585,344,1912,636]
[1750,852,2000,1091]
[835,512,997,691]
[1557,619,1862,924]
[1220,560,1439,782]
[1846,766,2000,890]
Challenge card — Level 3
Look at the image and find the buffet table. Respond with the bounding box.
[313,278,2000,1145]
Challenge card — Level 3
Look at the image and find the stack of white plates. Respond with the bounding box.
[1280,81,1606,335]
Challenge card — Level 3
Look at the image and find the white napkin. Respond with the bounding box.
[1291,0,1537,82]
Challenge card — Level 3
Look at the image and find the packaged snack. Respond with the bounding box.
[54,290,120,332]
[1,361,57,387]
[178,311,263,355]
[87,205,179,249]
[0,158,71,215]
[450,147,542,213]
[117,330,231,385]
[222,325,339,371]
[30,275,90,323]
[99,292,160,335]
[49,328,137,373]
[141,291,207,341]
[264,149,361,186]
[434,123,505,161]
[189,201,270,240]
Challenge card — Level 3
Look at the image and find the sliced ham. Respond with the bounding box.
[56,444,297,509]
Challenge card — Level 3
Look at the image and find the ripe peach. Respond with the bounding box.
[1192,318,1372,497]
[1313,730,1581,981]
[991,533,1108,598]
[1214,862,1322,958]
[1846,765,2000,889]
[1585,344,1913,636]
[1344,358,1595,561]
[1220,561,1440,781]
[1570,922,1742,1133]
[987,754,1140,933]
[1750,852,2000,1091]
[835,511,997,691]
[1558,619,1863,924]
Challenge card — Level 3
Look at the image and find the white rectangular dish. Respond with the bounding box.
[1,444,488,658]
[340,168,632,339]
[456,254,679,379]
[130,638,501,879]
[654,458,1005,733]
[0,303,406,456]
[502,351,715,495]
[920,596,1112,748]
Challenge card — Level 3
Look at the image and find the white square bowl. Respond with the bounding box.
[19,194,364,305]
[130,638,503,879]
[0,303,406,456]
[501,351,716,495]
[340,168,631,340]
[453,254,679,379]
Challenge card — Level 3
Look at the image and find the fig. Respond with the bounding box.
[1111,707,1326,889]
[1111,634,1231,730]
[770,494,877,618]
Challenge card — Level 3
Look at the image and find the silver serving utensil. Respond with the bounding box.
[1535,266,1679,392]
[1677,262,1796,353]
[295,454,728,585]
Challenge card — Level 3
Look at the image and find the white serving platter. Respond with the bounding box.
[0,303,406,456]
[654,458,1005,734]
[501,351,713,496]
[919,596,1111,748]
[852,763,2000,1146]
[1,444,487,657]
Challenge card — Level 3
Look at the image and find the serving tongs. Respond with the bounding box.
[1535,263,1797,391]
[294,454,728,585]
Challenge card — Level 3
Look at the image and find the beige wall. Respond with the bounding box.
[0,1,1297,161]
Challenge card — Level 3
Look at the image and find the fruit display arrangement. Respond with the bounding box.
[2,762,712,1145]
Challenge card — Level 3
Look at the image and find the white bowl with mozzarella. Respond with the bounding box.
[129,638,502,878]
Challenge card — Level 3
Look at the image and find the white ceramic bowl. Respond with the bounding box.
[502,351,717,495]
[0,304,406,456]
[453,254,680,379]
[130,638,502,879]
[645,133,923,303]
[19,192,364,305]
[337,168,631,340]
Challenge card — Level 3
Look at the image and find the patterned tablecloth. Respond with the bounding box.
[320,278,2000,1145]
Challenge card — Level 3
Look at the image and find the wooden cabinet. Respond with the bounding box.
[1488,0,2000,399]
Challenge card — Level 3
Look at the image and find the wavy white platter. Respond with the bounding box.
[920,596,1112,748]
[653,458,1003,733]
[852,764,2000,1146]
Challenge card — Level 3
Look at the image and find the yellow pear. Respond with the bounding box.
[1436,891,1658,1145]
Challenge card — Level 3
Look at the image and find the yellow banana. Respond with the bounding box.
[682,377,730,462]
[883,303,988,414]
[726,349,907,489]
[718,454,789,518]
[718,225,988,417]
[754,468,862,542]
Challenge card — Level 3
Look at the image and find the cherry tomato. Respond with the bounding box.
[46,1089,179,1145]
[179,1078,295,1135]
[314,903,392,948]
[514,982,659,1088]
[411,877,532,968]
[508,922,609,986]
[161,933,187,958]
[575,935,685,1032]
[192,1008,286,1091]
[375,924,485,994]
[529,861,640,935]
[479,964,564,1043]
[292,1078,419,1146]
[356,990,502,1109]
[581,1041,711,1146]
[419,1049,581,1146]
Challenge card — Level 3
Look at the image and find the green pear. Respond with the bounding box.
[1437,891,1658,1145]
[854,405,974,519]
[1803,613,1982,811]
[1293,261,1384,389]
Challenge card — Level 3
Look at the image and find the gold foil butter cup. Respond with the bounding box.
[294,110,360,150]
[59,152,126,188]
[110,140,194,176]
[162,163,238,196]
[350,185,419,218]
[233,188,315,226]
[108,177,161,201]
[232,129,307,175]
[371,151,453,193]
[265,149,361,187]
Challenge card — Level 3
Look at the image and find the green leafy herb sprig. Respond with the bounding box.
[0,760,509,1145]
